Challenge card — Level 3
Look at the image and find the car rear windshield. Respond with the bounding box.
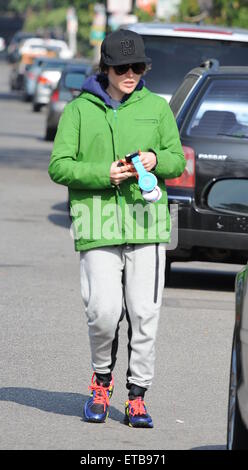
[41,62,66,70]
[186,78,248,139]
[62,71,86,90]
[142,35,248,95]
[170,74,200,116]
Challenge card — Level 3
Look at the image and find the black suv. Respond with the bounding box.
[167,61,248,274]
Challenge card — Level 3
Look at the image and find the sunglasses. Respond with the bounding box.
[113,63,146,76]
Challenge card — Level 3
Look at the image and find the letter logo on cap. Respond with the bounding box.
[121,39,135,56]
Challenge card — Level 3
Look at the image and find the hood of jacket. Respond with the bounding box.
[81,73,145,108]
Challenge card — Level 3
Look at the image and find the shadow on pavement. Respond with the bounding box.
[0,147,50,170]
[167,265,237,292]
[191,445,226,450]
[48,201,71,229]
[52,201,69,212]
[0,91,23,101]
[0,387,124,423]
[0,131,45,140]
[48,213,71,229]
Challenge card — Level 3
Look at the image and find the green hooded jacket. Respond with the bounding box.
[48,81,186,251]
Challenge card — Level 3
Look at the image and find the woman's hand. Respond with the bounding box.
[138,151,157,172]
[110,161,134,186]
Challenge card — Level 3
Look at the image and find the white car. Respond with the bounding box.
[44,39,74,59]
[19,37,73,59]
[123,23,248,102]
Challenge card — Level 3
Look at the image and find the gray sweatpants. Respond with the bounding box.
[80,243,166,391]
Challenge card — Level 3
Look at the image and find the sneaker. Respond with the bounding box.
[84,372,114,423]
[125,397,153,428]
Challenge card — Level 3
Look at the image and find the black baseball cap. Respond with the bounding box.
[101,29,151,66]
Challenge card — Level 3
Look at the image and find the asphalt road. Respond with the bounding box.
[0,59,243,450]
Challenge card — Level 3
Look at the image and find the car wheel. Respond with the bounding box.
[23,93,32,102]
[33,103,42,112]
[45,127,56,141]
[10,80,16,91]
[227,332,248,449]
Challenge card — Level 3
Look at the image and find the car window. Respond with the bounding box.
[142,36,248,95]
[186,78,248,138]
[30,44,46,49]
[64,72,86,90]
[170,74,200,117]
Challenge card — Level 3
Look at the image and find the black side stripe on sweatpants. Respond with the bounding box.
[154,243,159,304]
[109,306,125,372]
[125,307,133,389]
[121,270,133,389]
[109,270,126,372]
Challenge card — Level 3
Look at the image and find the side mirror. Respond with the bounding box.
[207,179,248,216]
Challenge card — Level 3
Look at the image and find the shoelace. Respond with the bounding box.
[89,374,111,412]
[129,397,146,416]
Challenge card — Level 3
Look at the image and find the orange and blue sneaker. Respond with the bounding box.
[84,372,114,423]
[124,397,153,428]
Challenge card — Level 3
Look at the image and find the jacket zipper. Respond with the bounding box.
[113,108,124,239]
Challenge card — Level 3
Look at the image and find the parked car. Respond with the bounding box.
[45,62,92,140]
[18,37,51,57]
[166,61,248,276]
[7,31,39,62]
[32,59,70,112]
[123,23,248,101]
[23,56,65,101]
[10,48,58,92]
[227,263,248,450]
[19,37,73,60]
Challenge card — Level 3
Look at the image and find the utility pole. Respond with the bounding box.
[66,7,78,57]
[105,0,134,35]
[105,1,110,35]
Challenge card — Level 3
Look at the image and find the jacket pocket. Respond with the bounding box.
[135,118,158,125]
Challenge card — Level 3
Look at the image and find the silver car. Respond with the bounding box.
[227,262,248,449]
[45,62,92,140]
[45,63,92,221]
[24,57,54,101]
[32,59,69,112]
[23,56,65,102]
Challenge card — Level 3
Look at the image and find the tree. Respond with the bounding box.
[0,1,99,15]
[178,0,201,20]
[211,0,248,26]
[23,1,99,57]
[177,0,248,28]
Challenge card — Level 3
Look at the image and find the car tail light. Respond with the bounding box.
[165,145,195,188]
[51,89,59,102]
[37,75,51,85]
